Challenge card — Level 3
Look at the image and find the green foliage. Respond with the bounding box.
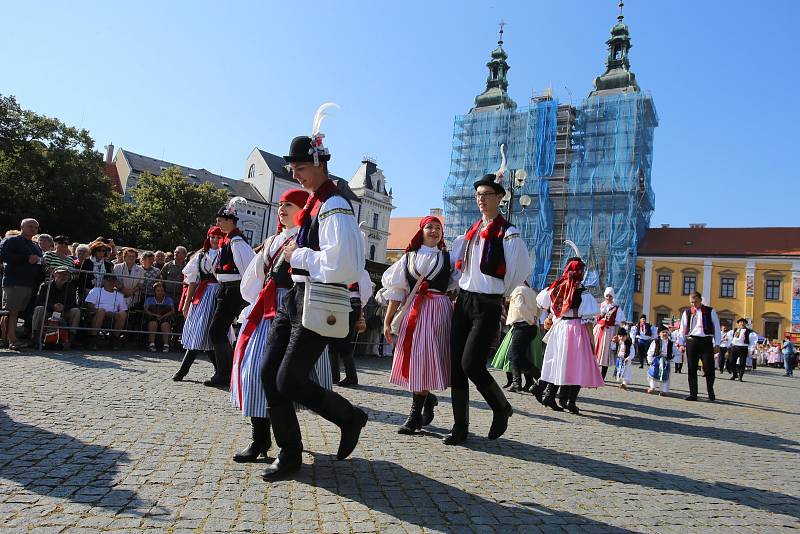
[112,166,229,251]
[0,94,122,240]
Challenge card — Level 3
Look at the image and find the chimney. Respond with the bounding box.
[104,143,114,164]
[689,223,707,229]
[429,208,443,217]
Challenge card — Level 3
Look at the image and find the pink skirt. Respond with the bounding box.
[541,319,605,388]
[389,293,452,392]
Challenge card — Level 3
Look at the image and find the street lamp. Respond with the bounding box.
[501,168,529,224]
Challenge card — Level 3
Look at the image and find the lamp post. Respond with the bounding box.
[501,168,529,225]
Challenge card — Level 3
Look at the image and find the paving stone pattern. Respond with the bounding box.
[0,349,798,533]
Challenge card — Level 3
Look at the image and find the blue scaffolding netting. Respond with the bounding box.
[564,91,658,318]
[443,99,560,289]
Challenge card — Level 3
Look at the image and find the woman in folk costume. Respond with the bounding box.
[614,328,634,389]
[229,189,332,462]
[172,226,224,381]
[646,325,674,395]
[594,286,623,380]
[382,216,458,434]
[536,243,604,414]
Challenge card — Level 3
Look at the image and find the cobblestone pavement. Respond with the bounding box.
[0,347,798,533]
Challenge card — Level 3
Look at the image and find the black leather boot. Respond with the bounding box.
[443,388,469,445]
[234,417,272,462]
[173,350,198,381]
[502,372,513,389]
[482,380,513,440]
[313,390,368,460]
[508,370,523,393]
[205,343,232,387]
[558,385,570,409]
[262,406,303,481]
[531,380,546,404]
[567,386,581,415]
[521,373,534,392]
[397,394,425,435]
[542,383,564,412]
[422,393,438,426]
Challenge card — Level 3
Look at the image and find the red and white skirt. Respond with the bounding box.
[389,293,452,392]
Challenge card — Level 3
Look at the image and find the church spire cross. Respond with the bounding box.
[618,0,624,23]
[498,20,505,45]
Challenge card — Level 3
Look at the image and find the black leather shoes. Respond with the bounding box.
[684,395,697,401]
[261,455,301,481]
[443,426,468,445]
[488,403,513,440]
[337,408,368,460]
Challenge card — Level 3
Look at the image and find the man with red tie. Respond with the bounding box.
[679,291,721,402]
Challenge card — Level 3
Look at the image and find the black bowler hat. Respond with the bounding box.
[473,143,507,195]
[216,196,247,221]
[737,317,748,324]
[284,136,330,164]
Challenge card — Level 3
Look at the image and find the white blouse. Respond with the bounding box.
[238,228,298,320]
[381,246,460,302]
[182,248,220,284]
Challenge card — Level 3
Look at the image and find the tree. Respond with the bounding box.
[112,166,229,251]
[0,94,122,240]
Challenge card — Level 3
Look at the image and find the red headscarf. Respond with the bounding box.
[203,226,225,252]
[276,189,310,234]
[405,216,446,253]
[547,257,585,318]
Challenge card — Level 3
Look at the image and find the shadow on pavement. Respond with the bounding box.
[0,405,168,518]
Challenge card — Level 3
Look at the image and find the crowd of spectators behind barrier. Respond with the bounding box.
[0,217,190,351]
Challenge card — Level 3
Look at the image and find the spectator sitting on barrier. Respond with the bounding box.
[32,266,80,349]
[145,282,175,353]
[77,240,114,297]
[140,251,161,299]
[85,274,127,350]
[36,234,54,254]
[154,250,166,270]
[43,235,75,279]
[113,248,144,308]
[159,246,187,302]
[0,219,43,350]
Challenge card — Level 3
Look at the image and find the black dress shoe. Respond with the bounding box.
[338,377,358,387]
[233,442,268,463]
[261,456,301,481]
[684,395,698,401]
[337,408,368,460]
[488,403,512,440]
[443,426,468,445]
[708,395,716,402]
[203,374,228,387]
[172,371,185,382]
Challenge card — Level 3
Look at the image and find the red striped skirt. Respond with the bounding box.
[389,293,452,392]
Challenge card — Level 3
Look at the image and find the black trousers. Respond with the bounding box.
[451,291,503,392]
[635,339,650,367]
[686,336,716,398]
[329,302,360,382]
[730,346,748,377]
[260,284,356,449]
[719,347,728,372]
[509,322,538,377]
[209,282,246,344]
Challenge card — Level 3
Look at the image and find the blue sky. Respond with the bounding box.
[2,0,797,227]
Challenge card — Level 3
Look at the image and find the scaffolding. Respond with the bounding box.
[563,91,658,318]
[443,97,560,289]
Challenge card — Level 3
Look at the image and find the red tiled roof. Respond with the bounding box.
[388,217,422,251]
[638,227,800,257]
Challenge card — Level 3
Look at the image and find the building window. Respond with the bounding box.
[634,271,642,293]
[765,279,781,300]
[720,277,735,298]
[657,274,671,294]
[764,320,780,340]
[682,275,696,296]
[369,244,376,261]
[373,213,379,229]
[243,229,254,243]
[247,164,256,179]
[655,313,669,327]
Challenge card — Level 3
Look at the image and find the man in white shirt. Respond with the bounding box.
[718,325,733,374]
[630,315,657,368]
[679,292,721,402]
[729,317,758,382]
[85,274,128,350]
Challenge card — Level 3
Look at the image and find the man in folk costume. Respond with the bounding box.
[536,242,604,415]
[260,104,368,481]
[631,314,657,368]
[679,291,721,402]
[205,197,256,387]
[594,286,623,380]
[729,317,758,382]
[445,144,532,445]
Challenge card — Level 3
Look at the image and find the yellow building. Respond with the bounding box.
[633,227,800,341]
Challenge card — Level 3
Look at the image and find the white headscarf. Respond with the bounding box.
[603,286,615,300]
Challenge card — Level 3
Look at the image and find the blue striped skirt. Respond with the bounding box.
[181,283,220,351]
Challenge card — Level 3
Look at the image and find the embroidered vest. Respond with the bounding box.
[684,306,715,336]
[404,251,451,293]
[654,339,674,359]
[637,322,652,337]
[479,220,513,279]
[216,236,244,275]
[735,328,752,344]
[293,191,353,277]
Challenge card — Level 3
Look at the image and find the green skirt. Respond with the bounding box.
[491,324,544,372]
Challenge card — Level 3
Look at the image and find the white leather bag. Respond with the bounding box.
[302,282,352,338]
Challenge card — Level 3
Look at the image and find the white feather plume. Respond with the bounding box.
[495,143,507,180]
[564,239,581,259]
[312,103,340,136]
[226,195,248,212]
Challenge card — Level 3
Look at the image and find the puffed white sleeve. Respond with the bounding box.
[748,332,758,352]
[182,254,201,284]
[290,197,364,284]
[536,288,552,310]
[578,292,600,318]
[232,238,257,274]
[358,269,373,306]
[450,235,466,272]
[647,340,657,363]
[380,254,409,302]
[502,226,533,296]
[239,252,266,305]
